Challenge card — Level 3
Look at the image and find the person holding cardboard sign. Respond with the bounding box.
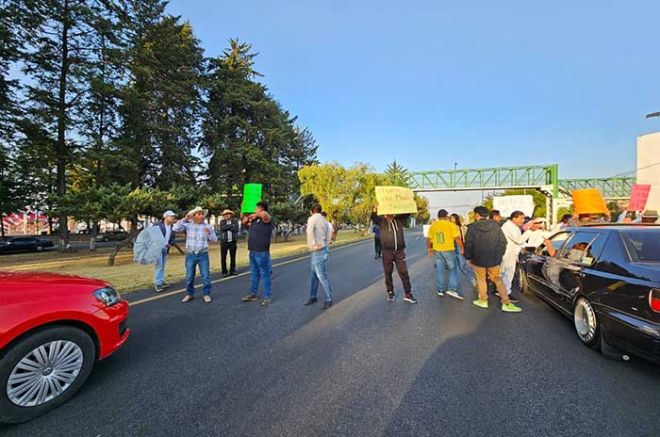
[241,201,275,306]
[370,205,417,304]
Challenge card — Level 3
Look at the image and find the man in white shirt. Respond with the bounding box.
[501,211,539,302]
[305,205,333,309]
[154,210,177,292]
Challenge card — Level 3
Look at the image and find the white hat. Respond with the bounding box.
[188,206,208,217]
[163,210,176,218]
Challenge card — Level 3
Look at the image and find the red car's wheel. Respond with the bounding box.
[0,326,96,424]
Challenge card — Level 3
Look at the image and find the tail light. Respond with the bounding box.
[650,289,660,313]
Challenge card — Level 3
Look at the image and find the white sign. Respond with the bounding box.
[493,195,535,219]
[423,224,431,238]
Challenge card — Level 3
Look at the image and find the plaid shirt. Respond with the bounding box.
[172,219,217,252]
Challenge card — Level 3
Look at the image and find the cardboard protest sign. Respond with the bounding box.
[572,188,608,215]
[493,195,535,218]
[375,186,417,215]
[627,184,651,212]
[241,183,263,213]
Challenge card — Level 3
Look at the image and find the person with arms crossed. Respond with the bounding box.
[305,204,333,309]
[219,209,239,276]
[153,210,177,292]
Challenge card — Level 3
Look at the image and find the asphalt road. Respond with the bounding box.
[2,230,659,437]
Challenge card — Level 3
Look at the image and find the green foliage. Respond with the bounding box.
[384,160,411,187]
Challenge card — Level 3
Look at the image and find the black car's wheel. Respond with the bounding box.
[102,237,109,242]
[573,297,601,349]
[36,246,44,252]
[0,326,96,424]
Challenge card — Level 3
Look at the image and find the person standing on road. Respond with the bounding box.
[173,207,218,303]
[489,209,503,224]
[427,209,464,300]
[450,213,475,286]
[370,206,417,303]
[464,206,522,313]
[500,211,537,303]
[304,204,333,309]
[372,222,382,259]
[219,209,239,277]
[154,210,177,292]
[241,201,275,306]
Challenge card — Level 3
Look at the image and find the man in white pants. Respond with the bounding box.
[500,211,538,303]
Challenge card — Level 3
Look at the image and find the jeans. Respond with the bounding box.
[154,249,167,286]
[501,261,516,295]
[249,251,272,298]
[221,241,237,274]
[455,245,475,284]
[309,247,332,302]
[185,251,212,296]
[435,250,459,294]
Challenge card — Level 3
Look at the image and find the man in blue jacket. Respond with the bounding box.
[154,210,177,292]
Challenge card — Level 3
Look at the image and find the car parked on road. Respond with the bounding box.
[519,224,660,364]
[0,237,54,254]
[0,272,130,423]
[95,230,128,242]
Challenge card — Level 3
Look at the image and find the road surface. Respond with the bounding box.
[2,230,659,436]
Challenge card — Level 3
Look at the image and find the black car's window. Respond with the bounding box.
[538,232,570,256]
[621,230,660,263]
[13,237,34,243]
[559,232,606,266]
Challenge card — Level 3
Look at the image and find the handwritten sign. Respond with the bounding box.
[241,183,262,213]
[375,186,417,215]
[572,188,608,215]
[493,195,535,218]
[628,184,651,212]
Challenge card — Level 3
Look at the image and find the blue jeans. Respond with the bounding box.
[435,250,459,294]
[185,251,212,296]
[309,247,332,302]
[455,245,475,283]
[249,251,272,298]
[154,249,167,286]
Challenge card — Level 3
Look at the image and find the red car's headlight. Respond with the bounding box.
[93,287,121,306]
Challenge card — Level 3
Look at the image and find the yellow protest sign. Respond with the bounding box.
[375,186,418,215]
[572,188,608,215]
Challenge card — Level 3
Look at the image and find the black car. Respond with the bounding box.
[519,224,660,364]
[0,237,55,253]
[96,230,129,242]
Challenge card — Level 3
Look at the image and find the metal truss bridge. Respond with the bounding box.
[406,164,634,200]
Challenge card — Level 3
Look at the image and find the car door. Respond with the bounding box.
[545,231,608,313]
[524,231,571,300]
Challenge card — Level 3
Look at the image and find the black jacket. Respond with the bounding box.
[371,213,409,251]
[464,219,507,268]
[219,218,240,243]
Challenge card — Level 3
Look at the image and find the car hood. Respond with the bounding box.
[0,271,110,289]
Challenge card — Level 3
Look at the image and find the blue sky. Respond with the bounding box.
[169,0,660,181]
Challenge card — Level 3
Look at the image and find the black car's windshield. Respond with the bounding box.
[621,229,660,263]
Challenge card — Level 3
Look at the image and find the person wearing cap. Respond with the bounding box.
[219,209,239,276]
[173,206,218,303]
[641,210,659,224]
[153,210,178,292]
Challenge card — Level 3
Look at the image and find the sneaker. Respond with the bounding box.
[162,282,171,289]
[241,293,257,302]
[229,271,237,276]
[222,272,229,277]
[261,298,272,306]
[181,295,194,303]
[437,291,445,296]
[155,284,165,293]
[387,292,396,302]
[502,303,522,313]
[304,298,318,306]
[403,294,418,304]
[472,299,488,309]
[508,293,521,303]
[203,295,212,303]
[321,301,333,310]
[446,290,464,301]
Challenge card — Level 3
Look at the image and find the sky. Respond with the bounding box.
[168,0,660,214]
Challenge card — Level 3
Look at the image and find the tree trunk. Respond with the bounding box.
[89,221,98,251]
[0,205,4,239]
[56,0,71,252]
[107,217,138,266]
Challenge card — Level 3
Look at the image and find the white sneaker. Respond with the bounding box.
[446,290,464,300]
[437,291,445,296]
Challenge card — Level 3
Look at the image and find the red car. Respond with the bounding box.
[0,272,129,423]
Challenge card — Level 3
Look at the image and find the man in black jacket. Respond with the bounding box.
[371,207,417,303]
[464,206,522,313]
[219,209,239,276]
